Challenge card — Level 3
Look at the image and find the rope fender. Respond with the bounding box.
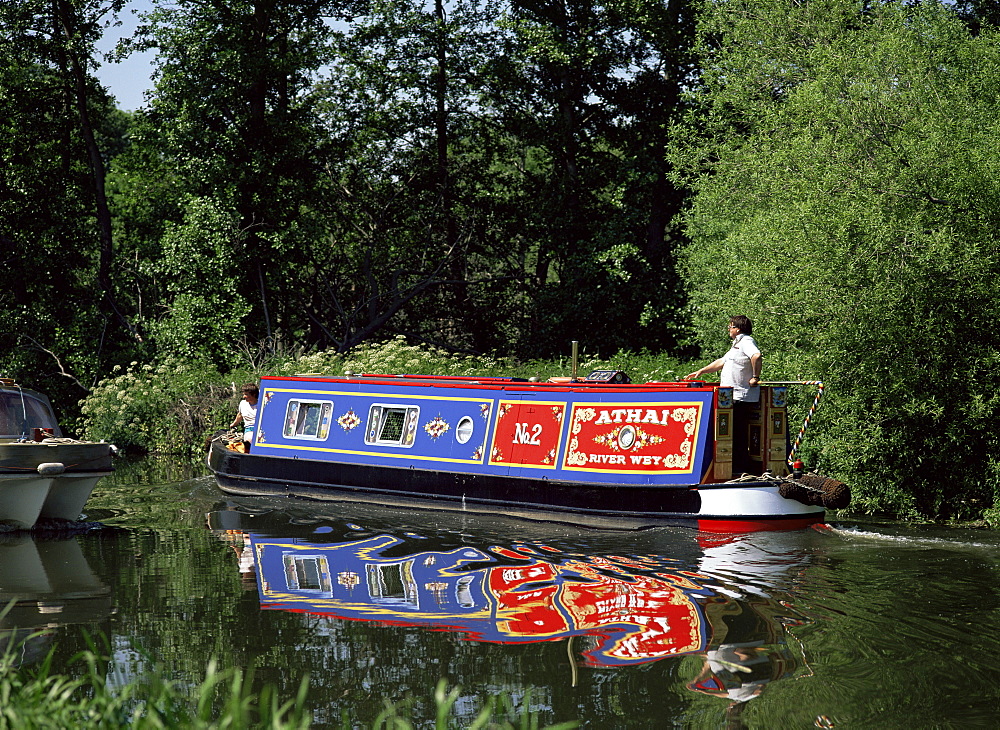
[726,471,851,510]
[778,473,851,510]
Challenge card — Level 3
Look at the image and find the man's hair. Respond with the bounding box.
[729,315,753,334]
[242,383,260,398]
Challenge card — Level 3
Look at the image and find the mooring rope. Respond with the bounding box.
[724,469,850,509]
[760,380,825,467]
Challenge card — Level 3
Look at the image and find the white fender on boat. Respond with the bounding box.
[37,462,66,475]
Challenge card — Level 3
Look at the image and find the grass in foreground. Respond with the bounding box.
[1,627,577,729]
[0,636,309,729]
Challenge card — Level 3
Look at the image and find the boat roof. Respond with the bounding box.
[0,383,50,400]
[263,372,720,394]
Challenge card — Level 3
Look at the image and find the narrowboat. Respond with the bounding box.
[207,368,849,531]
[0,379,115,530]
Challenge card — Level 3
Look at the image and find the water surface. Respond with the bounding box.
[5,458,1000,728]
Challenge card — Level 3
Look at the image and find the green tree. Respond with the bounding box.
[318,0,699,357]
[671,0,1000,519]
[117,0,353,358]
[142,197,250,363]
[310,0,519,353]
[469,0,698,356]
[109,0,699,362]
[0,0,135,412]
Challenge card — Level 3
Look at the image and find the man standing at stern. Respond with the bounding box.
[684,316,762,477]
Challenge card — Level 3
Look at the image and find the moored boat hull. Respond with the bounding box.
[0,441,114,524]
[0,383,116,530]
[0,442,114,472]
[0,470,111,529]
[0,474,53,530]
[40,472,112,521]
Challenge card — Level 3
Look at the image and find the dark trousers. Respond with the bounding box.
[732,400,754,477]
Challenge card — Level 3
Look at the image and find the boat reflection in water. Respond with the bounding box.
[208,504,810,703]
[0,534,113,664]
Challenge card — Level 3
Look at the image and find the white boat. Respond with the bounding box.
[0,379,115,530]
[0,533,113,663]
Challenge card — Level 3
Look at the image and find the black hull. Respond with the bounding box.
[207,440,705,528]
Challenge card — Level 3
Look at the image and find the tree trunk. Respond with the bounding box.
[53,0,141,341]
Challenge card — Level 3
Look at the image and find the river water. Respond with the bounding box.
[3,457,1000,728]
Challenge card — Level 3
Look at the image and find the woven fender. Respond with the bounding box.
[779,474,851,509]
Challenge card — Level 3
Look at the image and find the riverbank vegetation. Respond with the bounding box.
[4,0,1000,524]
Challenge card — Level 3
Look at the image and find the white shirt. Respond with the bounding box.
[238,399,258,428]
[720,334,761,402]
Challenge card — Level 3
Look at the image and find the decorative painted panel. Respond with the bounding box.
[488,400,566,469]
[563,402,703,475]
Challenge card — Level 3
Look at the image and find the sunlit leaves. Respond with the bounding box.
[672,0,1000,517]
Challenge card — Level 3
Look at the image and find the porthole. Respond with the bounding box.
[618,425,636,450]
[456,416,475,444]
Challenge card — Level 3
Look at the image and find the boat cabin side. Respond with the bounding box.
[247,374,793,484]
[0,383,63,442]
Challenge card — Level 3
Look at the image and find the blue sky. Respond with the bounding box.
[93,0,345,111]
[94,0,156,111]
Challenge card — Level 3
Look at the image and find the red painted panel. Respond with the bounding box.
[486,559,705,662]
[488,400,566,469]
[488,562,569,636]
[562,402,704,475]
[562,576,704,662]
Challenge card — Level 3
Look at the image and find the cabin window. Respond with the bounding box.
[0,392,58,438]
[283,554,332,594]
[367,561,418,606]
[283,400,333,440]
[455,416,474,444]
[365,405,420,447]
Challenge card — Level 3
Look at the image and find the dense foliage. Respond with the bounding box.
[672,0,1000,519]
[77,337,682,454]
[4,0,1000,521]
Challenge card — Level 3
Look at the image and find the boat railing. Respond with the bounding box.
[760,381,825,467]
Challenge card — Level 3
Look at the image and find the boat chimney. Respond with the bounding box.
[571,341,579,381]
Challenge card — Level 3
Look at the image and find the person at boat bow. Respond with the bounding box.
[684,315,762,476]
[229,383,259,452]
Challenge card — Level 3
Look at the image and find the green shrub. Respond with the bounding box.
[77,357,239,455]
